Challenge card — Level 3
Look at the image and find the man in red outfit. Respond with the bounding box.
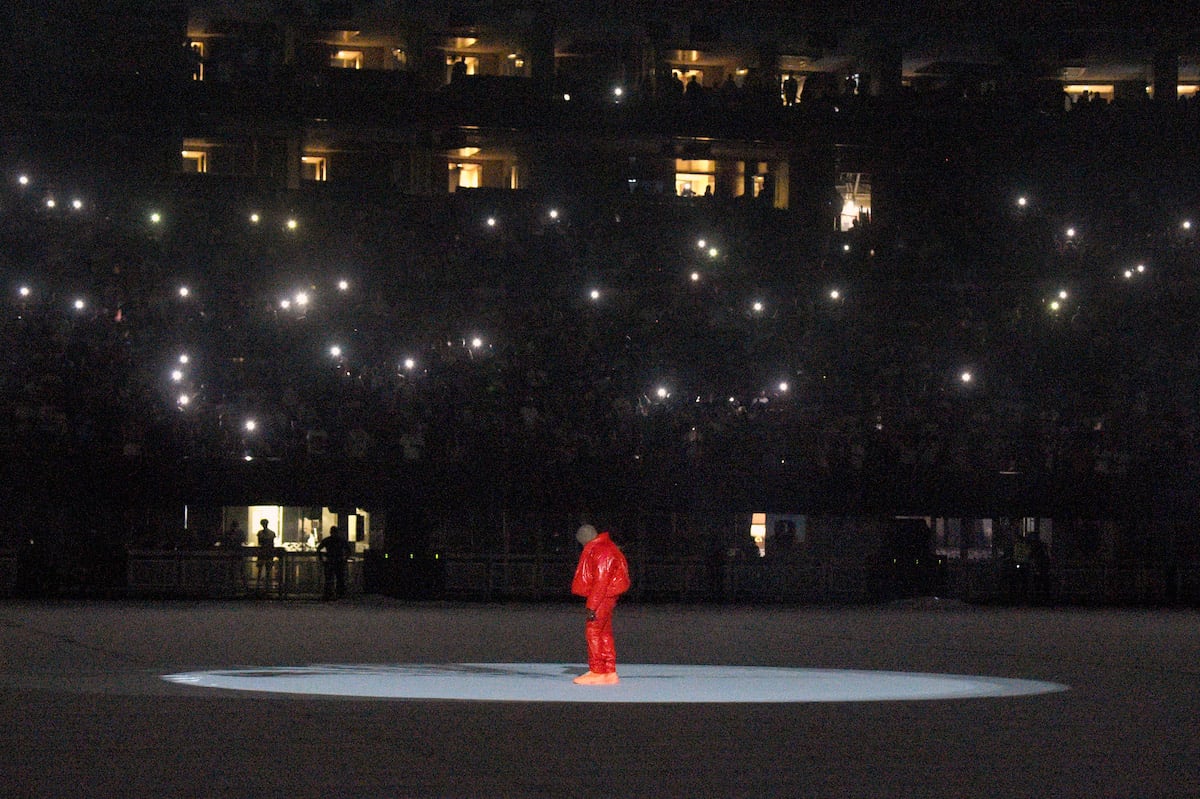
[571,524,630,685]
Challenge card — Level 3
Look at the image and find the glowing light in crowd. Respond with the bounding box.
[179,354,189,364]
[17,285,30,298]
[1017,196,1028,207]
[486,217,497,227]
[72,298,86,311]
[589,288,601,301]
[1137,263,1146,273]
[843,243,851,252]
[752,300,765,313]
[778,381,789,392]
[1183,220,1193,231]
[337,279,349,291]
[1065,227,1076,238]
[280,299,292,310]
[470,336,484,349]
[1049,300,1061,311]
[612,86,624,100]
[402,357,416,371]
[548,209,559,220]
[177,394,190,406]
[829,289,841,300]
[244,419,257,432]
[697,239,707,249]
[249,212,260,224]
[655,386,670,399]
[71,198,83,210]
[17,175,29,186]
[690,271,701,282]
[178,286,190,298]
[294,292,309,307]
[1058,289,1069,300]
[329,345,343,358]
[562,93,571,101]
[286,218,298,231]
[708,247,719,257]
[960,371,973,384]
[171,369,184,382]
[149,212,162,224]
[45,198,55,209]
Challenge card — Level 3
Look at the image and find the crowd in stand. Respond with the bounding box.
[2,133,1200,509]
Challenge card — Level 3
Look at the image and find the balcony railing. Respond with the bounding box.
[3,549,1200,605]
[122,549,363,599]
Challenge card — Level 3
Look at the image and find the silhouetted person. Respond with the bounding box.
[782,74,798,106]
[719,74,739,105]
[224,520,243,549]
[223,519,245,592]
[316,525,352,600]
[255,518,276,592]
[668,72,685,100]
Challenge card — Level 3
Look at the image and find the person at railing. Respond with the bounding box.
[782,74,798,107]
[220,519,247,593]
[222,520,243,549]
[316,525,352,600]
[254,518,277,594]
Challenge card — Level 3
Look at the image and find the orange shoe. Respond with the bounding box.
[573,670,619,685]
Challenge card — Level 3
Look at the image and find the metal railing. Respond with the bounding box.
[124,549,363,599]
[4,549,1200,605]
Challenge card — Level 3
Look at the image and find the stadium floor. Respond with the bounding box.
[1,598,1197,798]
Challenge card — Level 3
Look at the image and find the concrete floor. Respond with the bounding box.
[1,598,1198,798]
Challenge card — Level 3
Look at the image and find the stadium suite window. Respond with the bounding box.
[301,156,327,182]
[837,172,871,231]
[189,41,204,81]
[446,54,478,81]
[1063,84,1114,103]
[330,49,362,69]
[675,158,715,197]
[182,150,207,174]
[449,162,481,192]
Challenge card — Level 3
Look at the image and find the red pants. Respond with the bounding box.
[585,599,618,673]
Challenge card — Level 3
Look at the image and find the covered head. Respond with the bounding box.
[576,524,598,545]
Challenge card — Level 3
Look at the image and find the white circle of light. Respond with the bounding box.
[163,663,1067,703]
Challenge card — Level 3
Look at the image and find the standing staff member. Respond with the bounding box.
[254,518,277,592]
[571,524,630,685]
[315,525,352,600]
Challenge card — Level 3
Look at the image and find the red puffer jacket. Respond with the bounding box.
[571,532,630,609]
